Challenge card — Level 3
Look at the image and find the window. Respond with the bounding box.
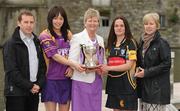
[5,0,44,4]
[159,14,166,27]
[92,0,111,6]
[101,16,109,27]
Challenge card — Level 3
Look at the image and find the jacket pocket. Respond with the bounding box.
[148,47,159,62]
[151,80,160,95]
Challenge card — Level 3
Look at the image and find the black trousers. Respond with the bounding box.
[6,93,39,111]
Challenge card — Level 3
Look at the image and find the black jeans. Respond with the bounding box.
[6,93,39,111]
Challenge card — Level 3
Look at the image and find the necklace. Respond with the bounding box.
[91,39,97,44]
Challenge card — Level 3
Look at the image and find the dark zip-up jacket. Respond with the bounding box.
[137,31,171,104]
[3,26,46,96]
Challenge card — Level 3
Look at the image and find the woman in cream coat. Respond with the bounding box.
[69,8,105,111]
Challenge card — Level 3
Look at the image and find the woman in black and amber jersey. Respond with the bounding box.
[101,16,138,111]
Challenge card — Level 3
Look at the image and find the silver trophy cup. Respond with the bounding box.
[81,45,97,68]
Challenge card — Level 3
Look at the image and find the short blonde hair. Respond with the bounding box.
[83,8,100,24]
[143,12,160,29]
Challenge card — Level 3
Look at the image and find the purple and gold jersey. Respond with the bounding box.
[39,30,70,80]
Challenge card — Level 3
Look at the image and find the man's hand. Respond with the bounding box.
[31,84,40,94]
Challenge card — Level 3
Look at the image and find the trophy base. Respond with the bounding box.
[84,65,101,69]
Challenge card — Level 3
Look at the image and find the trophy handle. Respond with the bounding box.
[80,44,85,64]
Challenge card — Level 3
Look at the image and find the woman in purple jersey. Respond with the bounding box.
[39,6,84,111]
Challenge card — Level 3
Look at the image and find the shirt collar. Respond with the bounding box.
[19,30,34,42]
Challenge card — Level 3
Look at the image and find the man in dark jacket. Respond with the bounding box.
[3,10,46,111]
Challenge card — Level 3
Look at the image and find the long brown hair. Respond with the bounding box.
[47,6,70,41]
[107,16,133,51]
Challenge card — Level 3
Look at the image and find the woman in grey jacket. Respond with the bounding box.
[135,13,171,111]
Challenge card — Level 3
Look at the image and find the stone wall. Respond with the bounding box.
[45,0,180,47]
[0,0,47,110]
[47,0,92,33]
[110,0,180,46]
[0,0,47,46]
[0,0,179,46]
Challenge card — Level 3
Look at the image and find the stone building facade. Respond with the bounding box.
[0,0,180,46]
[0,0,179,110]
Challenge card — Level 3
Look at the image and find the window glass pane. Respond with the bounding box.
[101,16,109,27]
[92,0,110,6]
[160,14,165,27]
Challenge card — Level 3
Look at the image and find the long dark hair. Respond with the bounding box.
[107,16,133,51]
[47,6,70,41]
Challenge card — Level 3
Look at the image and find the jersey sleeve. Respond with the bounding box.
[127,39,137,61]
[39,32,58,58]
